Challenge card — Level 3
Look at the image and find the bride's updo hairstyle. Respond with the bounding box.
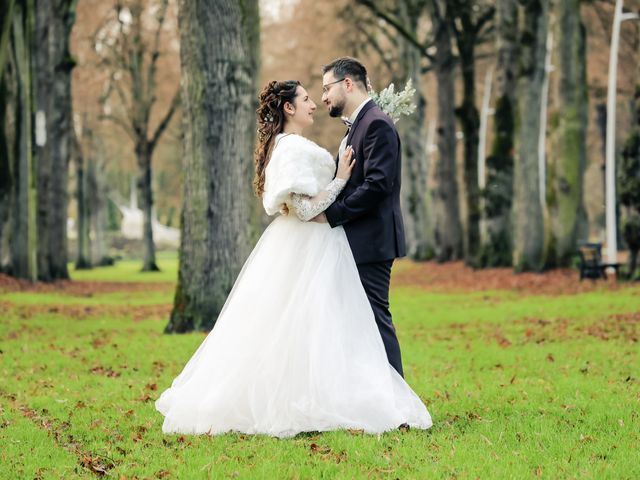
[254,80,301,196]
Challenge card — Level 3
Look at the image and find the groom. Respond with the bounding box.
[317,57,407,377]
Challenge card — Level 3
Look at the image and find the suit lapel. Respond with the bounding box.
[346,99,376,146]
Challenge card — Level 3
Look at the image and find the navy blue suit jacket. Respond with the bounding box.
[325,100,407,264]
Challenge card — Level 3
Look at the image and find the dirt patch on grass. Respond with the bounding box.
[0,273,173,295]
[581,311,640,343]
[514,313,639,344]
[3,302,172,323]
[3,263,636,298]
[393,261,631,295]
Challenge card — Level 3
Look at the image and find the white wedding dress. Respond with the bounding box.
[155,134,432,438]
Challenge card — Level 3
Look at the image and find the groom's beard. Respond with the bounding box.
[329,101,345,118]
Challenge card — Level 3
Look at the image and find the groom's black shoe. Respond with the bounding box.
[398,423,410,432]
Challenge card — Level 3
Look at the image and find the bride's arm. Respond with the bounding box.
[290,178,347,222]
[288,145,355,222]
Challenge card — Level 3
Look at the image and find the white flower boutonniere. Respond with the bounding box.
[369,79,417,124]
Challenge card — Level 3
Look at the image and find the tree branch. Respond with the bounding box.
[355,0,435,62]
[99,113,135,142]
[146,0,169,113]
[150,88,180,150]
[474,5,495,35]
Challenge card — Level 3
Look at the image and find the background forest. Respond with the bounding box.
[3,0,640,287]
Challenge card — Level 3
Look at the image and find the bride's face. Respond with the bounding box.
[286,86,317,129]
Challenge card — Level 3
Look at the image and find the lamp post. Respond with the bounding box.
[606,0,638,266]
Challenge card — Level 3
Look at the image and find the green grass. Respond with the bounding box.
[1,260,639,479]
[68,252,178,283]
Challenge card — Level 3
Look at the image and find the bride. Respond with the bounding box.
[155,80,432,438]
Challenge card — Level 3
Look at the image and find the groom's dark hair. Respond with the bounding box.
[322,57,368,91]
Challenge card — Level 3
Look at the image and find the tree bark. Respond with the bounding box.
[33,0,75,280]
[89,148,111,266]
[0,0,15,74]
[166,0,260,333]
[10,0,38,281]
[137,146,159,271]
[34,0,52,280]
[0,71,13,272]
[396,1,432,260]
[74,130,91,269]
[546,0,588,267]
[0,1,15,271]
[47,0,76,279]
[432,9,463,262]
[450,6,481,267]
[513,0,547,272]
[480,0,517,267]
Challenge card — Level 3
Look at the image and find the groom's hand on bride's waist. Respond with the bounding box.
[280,204,289,215]
[310,213,327,223]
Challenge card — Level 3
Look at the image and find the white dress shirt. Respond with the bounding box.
[339,98,372,159]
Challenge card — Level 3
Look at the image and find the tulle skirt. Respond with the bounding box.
[155,214,432,437]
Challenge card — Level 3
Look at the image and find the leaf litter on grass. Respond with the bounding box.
[1,262,639,478]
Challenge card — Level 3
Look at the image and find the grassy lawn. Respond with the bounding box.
[0,259,638,479]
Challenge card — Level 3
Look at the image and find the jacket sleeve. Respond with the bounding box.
[325,118,398,227]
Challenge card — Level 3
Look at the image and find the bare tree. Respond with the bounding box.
[165,0,260,333]
[348,0,434,260]
[447,0,495,266]
[96,0,180,272]
[355,0,463,261]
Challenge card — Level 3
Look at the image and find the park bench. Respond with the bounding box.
[577,242,622,280]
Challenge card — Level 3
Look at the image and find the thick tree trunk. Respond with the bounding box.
[166,0,260,333]
[0,71,14,271]
[33,0,75,280]
[455,28,481,267]
[397,3,432,260]
[432,16,463,262]
[546,0,588,267]
[0,1,15,271]
[400,89,432,260]
[480,0,517,267]
[35,0,52,281]
[1,1,15,270]
[137,146,159,272]
[48,0,75,279]
[0,0,15,74]
[513,0,547,272]
[10,0,38,281]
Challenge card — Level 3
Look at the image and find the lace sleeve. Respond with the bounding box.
[290,178,347,222]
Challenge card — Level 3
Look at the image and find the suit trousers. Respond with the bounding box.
[356,260,404,377]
